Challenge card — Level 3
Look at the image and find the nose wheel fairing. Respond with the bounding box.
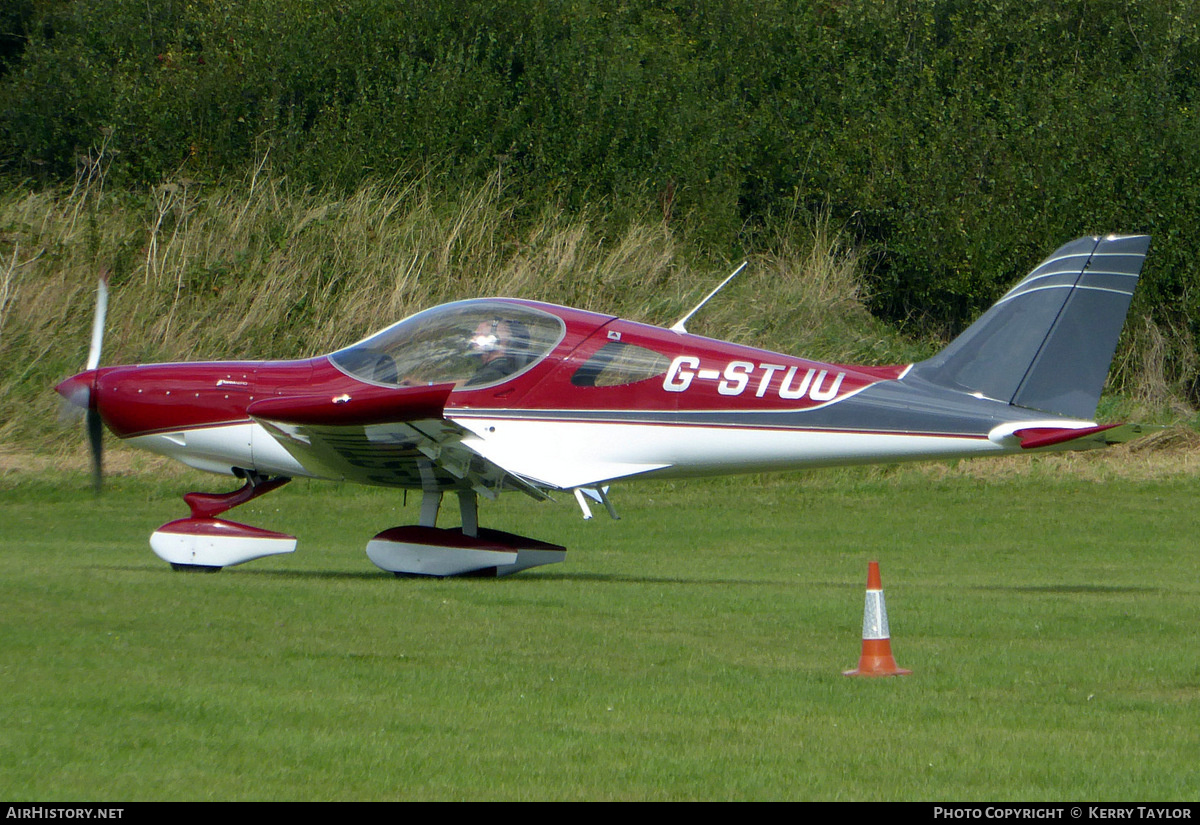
[151,518,298,570]
[150,474,297,571]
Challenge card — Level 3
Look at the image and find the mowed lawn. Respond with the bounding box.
[2,456,1198,800]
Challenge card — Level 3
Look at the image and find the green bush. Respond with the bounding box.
[2,0,1199,394]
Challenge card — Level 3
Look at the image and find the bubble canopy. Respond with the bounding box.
[329,300,567,389]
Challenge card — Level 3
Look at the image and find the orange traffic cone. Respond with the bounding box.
[844,561,912,677]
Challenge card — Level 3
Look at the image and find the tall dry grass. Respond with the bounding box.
[0,163,1098,449]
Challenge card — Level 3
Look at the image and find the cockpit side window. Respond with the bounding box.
[330,301,566,389]
[570,342,671,387]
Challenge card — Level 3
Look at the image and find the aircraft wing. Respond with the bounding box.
[247,384,551,501]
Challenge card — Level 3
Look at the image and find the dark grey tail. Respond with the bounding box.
[908,235,1150,419]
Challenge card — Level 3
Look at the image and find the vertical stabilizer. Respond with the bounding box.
[908,235,1149,419]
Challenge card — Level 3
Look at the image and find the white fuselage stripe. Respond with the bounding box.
[452,417,1004,488]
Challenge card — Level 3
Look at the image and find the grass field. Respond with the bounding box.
[2,450,1199,801]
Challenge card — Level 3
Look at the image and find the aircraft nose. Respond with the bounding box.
[56,370,99,409]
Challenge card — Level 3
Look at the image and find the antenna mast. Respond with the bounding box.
[670,261,748,334]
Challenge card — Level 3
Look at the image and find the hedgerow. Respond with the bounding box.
[2,0,1199,397]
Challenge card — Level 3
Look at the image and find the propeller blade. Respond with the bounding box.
[86,271,109,371]
[87,407,104,494]
[56,270,111,492]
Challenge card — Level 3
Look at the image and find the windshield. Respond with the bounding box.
[329,300,566,389]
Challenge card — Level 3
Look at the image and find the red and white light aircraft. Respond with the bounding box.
[58,235,1151,576]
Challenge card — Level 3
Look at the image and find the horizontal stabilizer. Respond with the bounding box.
[1014,422,1155,450]
[909,235,1149,419]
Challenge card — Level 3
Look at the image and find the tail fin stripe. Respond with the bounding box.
[999,267,1138,304]
[1000,282,1135,303]
[1075,285,1136,296]
[999,265,1091,299]
[999,275,1084,302]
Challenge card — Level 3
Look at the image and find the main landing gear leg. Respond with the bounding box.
[150,471,297,571]
[365,489,566,578]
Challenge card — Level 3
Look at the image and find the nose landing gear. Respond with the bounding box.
[151,472,296,571]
